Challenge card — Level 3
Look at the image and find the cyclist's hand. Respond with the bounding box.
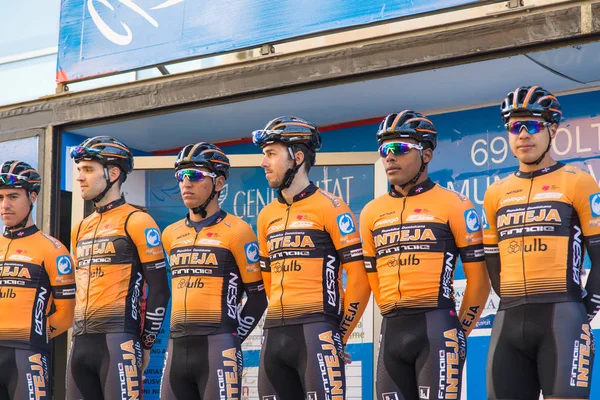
[142,348,151,377]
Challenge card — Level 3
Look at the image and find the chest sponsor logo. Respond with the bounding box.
[497,207,561,228]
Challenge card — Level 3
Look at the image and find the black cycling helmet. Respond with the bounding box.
[0,161,41,194]
[252,116,322,192]
[175,142,230,179]
[252,116,322,151]
[70,136,134,203]
[0,161,41,232]
[376,110,437,150]
[501,86,562,125]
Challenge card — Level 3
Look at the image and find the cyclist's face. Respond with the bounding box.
[507,116,556,164]
[75,160,118,201]
[178,167,224,209]
[260,143,295,189]
[381,138,428,186]
[0,188,35,227]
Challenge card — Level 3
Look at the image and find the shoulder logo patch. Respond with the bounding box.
[337,213,356,235]
[145,228,161,248]
[244,242,260,264]
[56,255,73,275]
[464,209,481,233]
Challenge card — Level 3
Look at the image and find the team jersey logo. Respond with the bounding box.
[57,255,72,275]
[244,242,260,263]
[590,193,600,217]
[145,228,161,248]
[464,209,481,233]
[481,208,490,230]
[337,213,356,235]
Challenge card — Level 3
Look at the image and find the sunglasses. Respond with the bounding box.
[378,142,423,158]
[505,121,552,135]
[175,169,217,182]
[70,146,102,159]
[252,129,282,146]
[0,173,26,185]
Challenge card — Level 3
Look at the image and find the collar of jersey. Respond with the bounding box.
[277,182,318,205]
[389,178,436,198]
[514,162,564,179]
[185,209,227,228]
[95,197,127,213]
[3,224,39,239]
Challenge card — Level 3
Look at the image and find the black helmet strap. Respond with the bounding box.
[278,145,305,193]
[191,177,218,218]
[92,165,119,204]
[522,127,552,166]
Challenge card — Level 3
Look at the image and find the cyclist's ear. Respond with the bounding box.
[422,147,434,164]
[549,123,558,139]
[215,175,226,192]
[29,191,38,205]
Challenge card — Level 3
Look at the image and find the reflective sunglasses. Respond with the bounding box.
[70,146,102,159]
[252,129,281,146]
[175,169,217,182]
[0,173,26,185]
[378,142,423,158]
[505,120,552,135]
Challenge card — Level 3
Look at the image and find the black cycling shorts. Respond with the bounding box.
[160,333,242,400]
[66,333,143,400]
[376,308,467,400]
[258,321,346,400]
[487,302,594,400]
[0,346,50,400]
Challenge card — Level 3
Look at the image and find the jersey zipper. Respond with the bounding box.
[521,177,535,302]
[83,214,103,334]
[0,239,13,296]
[279,203,293,325]
[183,230,201,331]
[396,196,408,308]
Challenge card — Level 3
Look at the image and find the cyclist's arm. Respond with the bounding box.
[45,245,76,339]
[128,212,171,349]
[573,173,600,321]
[257,210,271,299]
[359,205,380,304]
[231,223,267,344]
[483,188,501,296]
[451,200,490,336]
[326,205,371,344]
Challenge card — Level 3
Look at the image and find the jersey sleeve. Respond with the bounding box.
[572,172,600,321]
[257,209,271,299]
[448,197,490,336]
[229,220,267,343]
[323,198,371,343]
[43,240,76,339]
[127,212,171,349]
[359,202,380,305]
[482,186,501,296]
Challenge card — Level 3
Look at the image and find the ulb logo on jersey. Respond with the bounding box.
[464,209,481,233]
[337,213,356,235]
[590,193,600,217]
[145,228,161,248]
[481,208,490,230]
[56,255,72,275]
[244,242,260,264]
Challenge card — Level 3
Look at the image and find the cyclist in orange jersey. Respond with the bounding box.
[361,111,490,400]
[160,142,267,400]
[484,86,599,400]
[0,161,75,400]
[253,116,371,400]
[67,136,170,400]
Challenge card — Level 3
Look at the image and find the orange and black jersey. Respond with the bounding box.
[0,225,75,352]
[257,183,371,343]
[162,210,266,342]
[483,162,600,318]
[361,179,489,334]
[71,198,170,349]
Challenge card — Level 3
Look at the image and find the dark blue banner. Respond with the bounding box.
[58,0,479,82]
